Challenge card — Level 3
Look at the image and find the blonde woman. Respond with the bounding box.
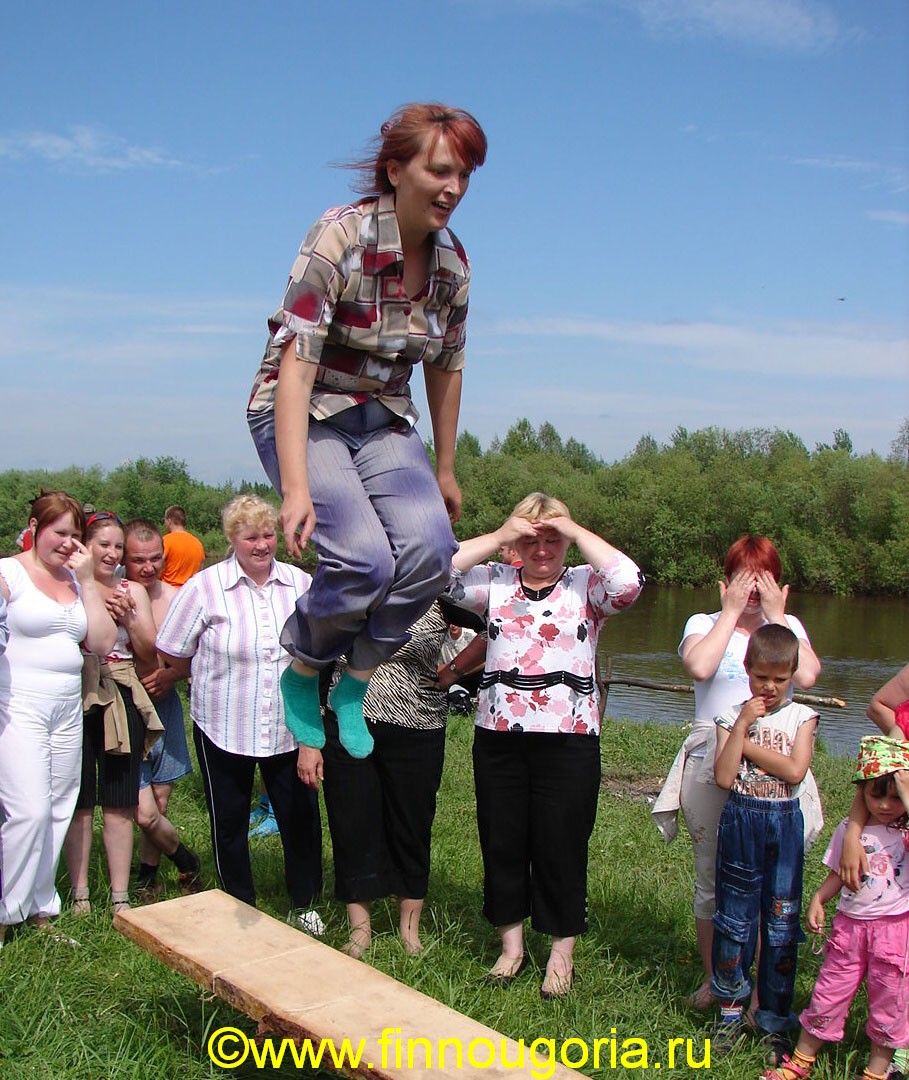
[156,496,322,931]
[445,493,644,998]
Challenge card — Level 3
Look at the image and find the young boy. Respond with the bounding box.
[711,623,819,1061]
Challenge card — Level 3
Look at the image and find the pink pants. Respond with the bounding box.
[800,911,909,1048]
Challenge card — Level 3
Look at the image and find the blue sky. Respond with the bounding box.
[2,0,907,484]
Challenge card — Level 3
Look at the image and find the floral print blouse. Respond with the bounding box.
[445,555,643,736]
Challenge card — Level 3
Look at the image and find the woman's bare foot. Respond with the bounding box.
[342,901,371,960]
[485,952,527,983]
[541,954,574,999]
[341,924,371,960]
[541,937,575,1000]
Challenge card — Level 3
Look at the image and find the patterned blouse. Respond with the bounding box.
[333,604,448,731]
[445,556,643,736]
[247,192,470,427]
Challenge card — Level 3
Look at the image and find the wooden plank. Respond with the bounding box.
[116,890,583,1080]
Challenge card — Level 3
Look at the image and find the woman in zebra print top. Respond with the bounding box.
[298,602,448,957]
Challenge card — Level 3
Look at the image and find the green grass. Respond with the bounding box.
[0,715,867,1079]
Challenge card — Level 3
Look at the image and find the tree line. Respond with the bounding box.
[2,420,907,595]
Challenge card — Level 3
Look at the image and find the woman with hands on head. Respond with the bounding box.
[0,492,117,933]
[246,103,487,763]
[445,494,644,999]
[652,535,821,1011]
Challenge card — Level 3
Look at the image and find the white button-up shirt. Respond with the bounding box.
[156,554,310,757]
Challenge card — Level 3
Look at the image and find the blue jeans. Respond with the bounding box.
[248,408,456,671]
[710,792,805,1034]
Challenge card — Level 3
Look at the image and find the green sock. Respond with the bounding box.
[280,667,325,749]
[329,671,373,759]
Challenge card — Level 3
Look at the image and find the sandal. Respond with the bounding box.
[111,891,131,914]
[483,953,528,986]
[341,925,372,961]
[760,1051,815,1079]
[71,887,91,916]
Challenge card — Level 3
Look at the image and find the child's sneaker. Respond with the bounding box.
[249,809,279,838]
[706,1005,746,1057]
[248,795,269,831]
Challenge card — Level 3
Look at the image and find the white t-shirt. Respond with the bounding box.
[680,611,810,723]
[715,698,818,800]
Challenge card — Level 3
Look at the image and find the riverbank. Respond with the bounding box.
[0,718,863,1079]
[598,582,909,758]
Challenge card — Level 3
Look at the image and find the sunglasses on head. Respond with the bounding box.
[86,511,123,529]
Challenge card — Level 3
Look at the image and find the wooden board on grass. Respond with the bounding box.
[115,889,582,1080]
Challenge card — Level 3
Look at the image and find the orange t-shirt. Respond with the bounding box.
[162,531,205,586]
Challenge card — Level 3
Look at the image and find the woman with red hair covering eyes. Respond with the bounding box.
[652,534,822,1012]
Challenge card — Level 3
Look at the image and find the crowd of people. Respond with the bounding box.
[1,99,907,1080]
[2,488,906,1078]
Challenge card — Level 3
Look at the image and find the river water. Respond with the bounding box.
[598,584,908,758]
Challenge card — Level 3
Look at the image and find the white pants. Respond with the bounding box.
[0,687,83,923]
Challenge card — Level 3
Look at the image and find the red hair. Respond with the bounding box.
[724,534,782,582]
[29,490,85,541]
[352,103,487,195]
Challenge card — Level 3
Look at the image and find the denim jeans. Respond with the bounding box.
[247,407,456,671]
[710,792,805,1034]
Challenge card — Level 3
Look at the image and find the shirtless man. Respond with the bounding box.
[123,519,201,896]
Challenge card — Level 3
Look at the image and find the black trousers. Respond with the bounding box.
[193,725,322,909]
[472,726,601,937]
[321,712,445,903]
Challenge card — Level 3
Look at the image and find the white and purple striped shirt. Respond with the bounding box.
[156,554,310,757]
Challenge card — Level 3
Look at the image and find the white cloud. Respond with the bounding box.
[628,0,841,51]
[1,284,904,480]
[866,209,909,227]
[1,386,261,485]
[0,125,184,173]
[462,0,842,50]
[488,316,909,380]
[793,155,909,194]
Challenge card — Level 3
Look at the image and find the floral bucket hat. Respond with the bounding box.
[853,734,909,783]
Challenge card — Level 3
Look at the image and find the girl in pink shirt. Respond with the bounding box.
[763,735,909,1080]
